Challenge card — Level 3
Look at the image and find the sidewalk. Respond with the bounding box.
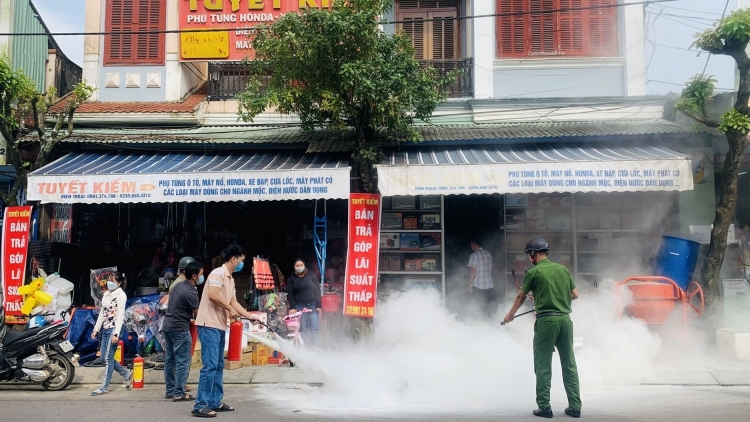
[71,356,750,386]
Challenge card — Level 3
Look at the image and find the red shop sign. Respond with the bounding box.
[2,206,32,324]
[343,193,381,318]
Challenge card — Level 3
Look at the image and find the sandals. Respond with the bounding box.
[212,403,234,412]
[191,408,216,418]
[173,394,195,402]
[184,385,192,392]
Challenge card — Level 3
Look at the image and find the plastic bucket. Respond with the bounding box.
[654,236,700,292]
[321,294,341,312]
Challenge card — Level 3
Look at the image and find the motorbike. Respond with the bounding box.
[0,293,76,391]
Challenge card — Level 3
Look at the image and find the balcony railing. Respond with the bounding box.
[207,58,474,101]
[420,58,474,98]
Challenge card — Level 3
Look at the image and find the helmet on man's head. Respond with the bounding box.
[525,238,550,254]
[178,256,196,271]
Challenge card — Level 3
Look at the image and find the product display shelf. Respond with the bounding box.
[379,195,446,301]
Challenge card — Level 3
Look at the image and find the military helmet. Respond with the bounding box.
[525,238,550,254]
[178,256,196,271]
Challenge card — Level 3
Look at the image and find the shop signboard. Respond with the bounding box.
[178,0,309,61]
[377,159,694,197]
[51,204,73,243]
[27,169,351,204]
[343,193,381,318]
[2,206,32,324]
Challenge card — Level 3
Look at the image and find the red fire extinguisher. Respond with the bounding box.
[227,320,243,362]
[132,355,144,389]
[114,340,124,366]
[190,321,198,356]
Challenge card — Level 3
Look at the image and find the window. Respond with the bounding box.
[397,0,459,60]
[496,0,618,58]
[104,0,166,65]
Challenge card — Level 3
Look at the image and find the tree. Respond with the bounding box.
[0,56,95,206]
[237,0,457,193]
[675,9,750,307]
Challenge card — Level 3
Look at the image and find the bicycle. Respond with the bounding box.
[281,308,312,367]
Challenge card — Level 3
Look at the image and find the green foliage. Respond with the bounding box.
[675,74,716,115]
[719,109,750,134]
[237,0,456,144]
[0,56,37,129]
[694,8,750,53]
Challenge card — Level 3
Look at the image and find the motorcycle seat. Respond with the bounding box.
[1,326,45,347]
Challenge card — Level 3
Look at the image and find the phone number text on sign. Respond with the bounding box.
[343,193,381,318]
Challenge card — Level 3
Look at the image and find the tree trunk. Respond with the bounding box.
[700,131,750,308]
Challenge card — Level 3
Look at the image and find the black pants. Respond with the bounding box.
[473,287,495,315]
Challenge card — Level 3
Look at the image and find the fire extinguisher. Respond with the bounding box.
[114,340,125,366]
[227,320,243,362]
[132,355,144,389]
[190,321,198,356]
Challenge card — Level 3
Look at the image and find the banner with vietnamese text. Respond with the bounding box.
[2,206,32,324]
[343,193,380,318]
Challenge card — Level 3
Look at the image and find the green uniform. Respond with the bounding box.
[522,258,581,411]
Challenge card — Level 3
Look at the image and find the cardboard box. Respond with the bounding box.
[506,195,528,207]
[252,345,270,366]
[560,196,572,207]
[241,312,267,334]
[381,213,403,229]
[379,256,388,270]
[420,214,441,229]
[388,256,402,271]
[400,233,420,250]
[537,196,551,207]
[404,259,422,271]
[380,233,401,249]
[547,216,571,230]
[419,196,441,210]
[419,233,442,250]
[526,208,545,219]
[420,276,437,283]
[403,216,419,229]
[392,196,416,210]
[527,219,547,230]
[421,258,438,271]
[226,360,244,370]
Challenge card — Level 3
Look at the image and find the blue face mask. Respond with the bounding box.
[106,281,118,291]
[235,261,244,272]
[197,275,205,285]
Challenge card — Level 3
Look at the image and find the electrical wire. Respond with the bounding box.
[0,0,681,37]
[701,0,731,76]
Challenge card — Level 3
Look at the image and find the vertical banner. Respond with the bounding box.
[51,204,73,243]
[343,193,381,318]
[2,206,32,324]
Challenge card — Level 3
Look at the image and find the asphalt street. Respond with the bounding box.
[0,384,749,421]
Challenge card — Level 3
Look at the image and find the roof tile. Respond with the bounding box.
[49,86,207,114]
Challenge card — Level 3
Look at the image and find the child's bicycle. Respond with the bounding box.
[281,308,312,367]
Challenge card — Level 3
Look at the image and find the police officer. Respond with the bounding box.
[503,238,581,419]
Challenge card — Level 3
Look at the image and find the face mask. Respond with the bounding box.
[106,281,118,291]
[197,275,205,285]
[234,261,244,272]
[295,266,305,274]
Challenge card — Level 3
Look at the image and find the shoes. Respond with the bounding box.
[91,388,108,396]
[124,370,132,390]
[533,408,553,418]
[565,407,581,418]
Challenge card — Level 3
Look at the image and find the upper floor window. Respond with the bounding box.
[397,0,460,60]
[496,0,618,58]
[104,0,166,66]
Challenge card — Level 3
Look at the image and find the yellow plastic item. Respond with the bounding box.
[30,278,45,289]
[21,298,37,315]
[33,291,53,306]
[18,285,36,296]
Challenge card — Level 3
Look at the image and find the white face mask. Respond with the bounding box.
[294,266,305,274]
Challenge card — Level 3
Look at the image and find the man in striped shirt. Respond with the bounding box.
[469,238,494,314]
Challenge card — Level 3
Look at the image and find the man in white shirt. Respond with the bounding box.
[469,238,494,315]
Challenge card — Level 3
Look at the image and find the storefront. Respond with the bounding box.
[26,150,352,306]
[375,143,694,304]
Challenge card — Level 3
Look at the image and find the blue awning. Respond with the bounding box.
[28,151,351,204]
[376,143,694,196]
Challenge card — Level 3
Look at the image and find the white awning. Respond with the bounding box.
[376,144,694,197]
[28,151,350,204]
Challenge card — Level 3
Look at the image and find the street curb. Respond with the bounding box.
[71,365,325,385]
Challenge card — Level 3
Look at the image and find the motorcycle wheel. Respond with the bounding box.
[42,351,75,391]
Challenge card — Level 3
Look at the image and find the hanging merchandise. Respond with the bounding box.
[90,267,117,308]
[258,292,289,334]
[314,200,328,296]
[124,298,160,344]
[253,257,275,290]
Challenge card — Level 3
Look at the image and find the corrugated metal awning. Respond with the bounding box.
[28,151,350,204]
[376,143,694,196]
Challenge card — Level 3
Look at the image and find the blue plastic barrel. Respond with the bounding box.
[653,235,700,291]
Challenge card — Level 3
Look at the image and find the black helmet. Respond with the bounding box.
[525,238,550,253]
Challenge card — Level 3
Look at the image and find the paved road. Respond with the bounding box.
[1,384,749,421]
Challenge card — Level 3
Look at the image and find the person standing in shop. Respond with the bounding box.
[468,238,494,314]
[192,244,258,418]
[503,238,581,419]
[162,261,203,402]
[90,272,131,396]
[286,258,322,346]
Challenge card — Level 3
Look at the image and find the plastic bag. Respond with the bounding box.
[90,267,117,308]
[258,292,288,334]
[124,298,160,344]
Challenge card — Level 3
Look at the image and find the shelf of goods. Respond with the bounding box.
[379,195,446,301]
[503,192,648,294]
